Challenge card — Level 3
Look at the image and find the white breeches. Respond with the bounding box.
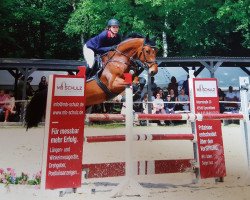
[83,44,95,68]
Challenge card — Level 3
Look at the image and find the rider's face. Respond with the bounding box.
[110,26,119,34]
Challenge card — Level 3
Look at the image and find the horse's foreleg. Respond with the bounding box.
[110,76,130,93]
[108,74,117,90]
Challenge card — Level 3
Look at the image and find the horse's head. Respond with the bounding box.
[136,36,158,76]
[105,34,158,76]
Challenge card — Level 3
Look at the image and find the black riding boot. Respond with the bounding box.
[86,67,93,79]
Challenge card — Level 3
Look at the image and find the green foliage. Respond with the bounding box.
[1,0,249,58]
[0,0,81,59]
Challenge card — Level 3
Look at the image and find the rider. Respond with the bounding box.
[84,19,122,77]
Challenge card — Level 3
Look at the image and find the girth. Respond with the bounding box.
[86,69,119,101]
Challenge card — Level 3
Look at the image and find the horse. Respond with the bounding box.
[25,35,158,128]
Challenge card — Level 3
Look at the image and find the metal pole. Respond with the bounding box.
[239,77,250,169]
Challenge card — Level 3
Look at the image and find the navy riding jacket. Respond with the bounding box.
[86,30,121,55]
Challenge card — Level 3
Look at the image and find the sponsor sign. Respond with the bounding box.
[193,78,226,179]
[42,74,86,189]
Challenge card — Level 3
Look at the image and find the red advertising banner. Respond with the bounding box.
[193,78,226,179]
[42,73,86,189]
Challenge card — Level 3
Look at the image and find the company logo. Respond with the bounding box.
[195,80,217,97]
[57,82,83,91]
[197,84,216,93]
[54,78,85,96]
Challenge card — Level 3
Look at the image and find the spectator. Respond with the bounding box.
[225,86,239,112]
[153,93,166,114]
[38,76,48,91]
[169,88,177,102]
[142,93,149,114]
[177,88,189,111]
[165,95,175,114]
[16,76,34,100]
[26,77,35,98]
[225,86,238,101]
[182,75,189,95]
[164,94,175,126]
[152,92,166,125]
[0,89,8,115]
[158,88,167,100]
[3,91,16,122]
[168,76,178,97]
[165,89,177,113]
[16,76,25,100]
[138,77,146,100]
[150,76,158,92]
[218,88,226,113]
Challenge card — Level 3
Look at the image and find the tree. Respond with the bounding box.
[0,0,81,59]
[1,0,249,58]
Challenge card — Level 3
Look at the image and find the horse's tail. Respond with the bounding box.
[25,89,48,130]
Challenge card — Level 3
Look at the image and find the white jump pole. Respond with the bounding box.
[111,76,145,198]
[188,70,199,181]
[239,77,250,170]
[125,84,134,179]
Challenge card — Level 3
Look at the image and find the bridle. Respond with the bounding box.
[103,39,158,72]
[137,43,158,71]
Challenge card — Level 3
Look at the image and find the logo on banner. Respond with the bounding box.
[54,78,85,96]
[195,80,217,97]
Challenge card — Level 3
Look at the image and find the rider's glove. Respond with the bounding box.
[109,45,117,51]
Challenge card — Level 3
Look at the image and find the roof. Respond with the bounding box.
[0,58,86,71]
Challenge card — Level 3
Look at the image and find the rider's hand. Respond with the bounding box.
[110,45,117,51]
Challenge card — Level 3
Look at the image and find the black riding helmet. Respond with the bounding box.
[107,19,120,27]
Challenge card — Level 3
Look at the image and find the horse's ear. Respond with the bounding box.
[145,34,150,43]
[151,36,157,42]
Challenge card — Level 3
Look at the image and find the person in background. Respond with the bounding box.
[26,77,34,98]
[142,92,149,114]
[165,94,175,114]
[225,86,239,112]
[165,89,177,114]
[182,75,189,95]
[158,88,166,100]
[168,76,179,97]
[0,89,8,115]
[3,90,16,122]
[218,88,226,113]
[153,93,166,114]
[38,76,48,91]
[83,19,122,77]
[169,88,177,102]
[164,94,175,125]
[16,76,25,100]
[150,76,158,93]
[177,88,189,111]
[225,86,238,101]
[152,92,166,125]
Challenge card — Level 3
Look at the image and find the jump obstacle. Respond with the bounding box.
[41,70,250,197]
[85,74,250,197]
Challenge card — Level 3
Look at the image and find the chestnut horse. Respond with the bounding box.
[25,35,158,128]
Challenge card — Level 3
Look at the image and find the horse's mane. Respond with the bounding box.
[122,32,157,47]
[124,32,144,40]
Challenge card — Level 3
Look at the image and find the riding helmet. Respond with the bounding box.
[107,19,120,27]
